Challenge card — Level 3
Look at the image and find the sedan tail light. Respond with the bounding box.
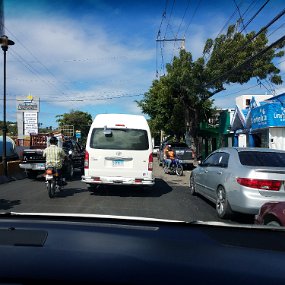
[84,151,89,169]
[236,178,281,191]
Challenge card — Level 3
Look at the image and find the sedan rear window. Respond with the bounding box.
[239,151,285,167]
[90,128,149,150]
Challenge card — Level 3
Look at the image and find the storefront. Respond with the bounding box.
[231,93,285,150]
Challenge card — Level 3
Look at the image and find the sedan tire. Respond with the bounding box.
[265,220,281,227]
[189,174,196,195]
[216,186,232,219]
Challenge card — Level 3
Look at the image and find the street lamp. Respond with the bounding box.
[0,35,14,177]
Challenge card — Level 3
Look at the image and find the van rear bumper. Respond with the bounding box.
[82,176,155,186]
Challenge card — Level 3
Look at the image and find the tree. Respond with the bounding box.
[0,121,17,136]
[56,110,93,145]
[138,24,284,153]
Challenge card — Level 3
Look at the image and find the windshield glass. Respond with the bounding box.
[90,128,149,150]
[0,0,285,229]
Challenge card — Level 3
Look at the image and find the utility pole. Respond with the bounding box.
[156,38,186,78]
[156,38,185,50]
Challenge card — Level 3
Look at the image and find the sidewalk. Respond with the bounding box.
[0,160,27,184]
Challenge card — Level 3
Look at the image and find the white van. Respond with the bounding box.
[82,114,154,187]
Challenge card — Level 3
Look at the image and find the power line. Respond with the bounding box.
[3,26,78,108]
[176,0,191,37]
[164,0,176,39]
[234,0,246,32]
[215,83,259,97]
[183,0,202,38]
[215,0,241,38]
[240,0,270,33]
[0,93,143,102]
[205,34,285,91]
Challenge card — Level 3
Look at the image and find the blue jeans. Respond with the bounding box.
[165,159,174,168]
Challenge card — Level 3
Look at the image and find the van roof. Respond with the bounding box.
[91,114,149,129]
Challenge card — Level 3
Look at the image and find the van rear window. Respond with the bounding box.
[90,128,149,150]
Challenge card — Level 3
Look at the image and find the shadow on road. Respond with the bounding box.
[193,192,255,225]
[0,198,21,210]
[54,187,88,198]
[89,178,172,197]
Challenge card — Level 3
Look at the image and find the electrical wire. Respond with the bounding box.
[240,0,270,33]
[183,0,202,38]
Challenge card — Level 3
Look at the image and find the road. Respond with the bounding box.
[0,157,254,224]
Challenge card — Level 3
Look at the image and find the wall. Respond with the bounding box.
[269,128,285,150]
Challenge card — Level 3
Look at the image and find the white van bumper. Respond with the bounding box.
[82,176,155,186]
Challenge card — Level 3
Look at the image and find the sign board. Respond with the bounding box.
[251,103,285,130]
[24,112,38,124]
[24,128,38,136]
[75,130,81,139]
[23,112,38,135]
[17,95,40,112]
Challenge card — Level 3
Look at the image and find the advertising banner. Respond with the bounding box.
[251,103,285,130]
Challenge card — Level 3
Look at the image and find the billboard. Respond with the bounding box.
[251,103,285,130]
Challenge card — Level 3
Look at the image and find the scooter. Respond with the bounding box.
[45,167,64,198]
[163,158,183,176]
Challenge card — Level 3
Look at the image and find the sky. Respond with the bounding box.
[0,0,285,128]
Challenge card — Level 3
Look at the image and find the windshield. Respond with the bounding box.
[1,0,285,230]
[90,128,149,150]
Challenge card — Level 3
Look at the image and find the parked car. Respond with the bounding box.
[0,136,19,162]
[255,201,285,227]
[152,145,160,157]
[158,141,194,168]
[189,147,285,219]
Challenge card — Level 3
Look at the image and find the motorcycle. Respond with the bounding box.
[163,158,183,176]
[45,167,63,198]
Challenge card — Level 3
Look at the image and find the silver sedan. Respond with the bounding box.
[189,147,285,219]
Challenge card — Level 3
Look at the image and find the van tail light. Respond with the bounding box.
[236,178,281,191]
[148,153,153,171]
[84,151,89,169]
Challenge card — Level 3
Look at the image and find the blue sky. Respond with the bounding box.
[0,0,285,128]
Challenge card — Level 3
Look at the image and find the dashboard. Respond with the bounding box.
[0,213,285,284]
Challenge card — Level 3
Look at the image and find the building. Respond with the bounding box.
[231,93,285,150]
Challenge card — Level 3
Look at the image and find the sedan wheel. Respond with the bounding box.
[189,175,196,195]
[266,220,281,227]
[216,186,232,219]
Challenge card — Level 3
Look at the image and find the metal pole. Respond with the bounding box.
[2,44,7,176]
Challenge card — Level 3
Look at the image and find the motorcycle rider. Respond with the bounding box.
[164,145,176,169]
[43,136,67,186]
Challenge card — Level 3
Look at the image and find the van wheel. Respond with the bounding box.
[87,184,96,191]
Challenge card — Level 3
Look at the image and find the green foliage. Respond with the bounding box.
[138,23,284,150]
[56,110,93,146]
[0,121,17,136]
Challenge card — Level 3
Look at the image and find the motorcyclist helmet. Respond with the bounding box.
[49,136,58,145]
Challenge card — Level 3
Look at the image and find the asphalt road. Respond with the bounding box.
[0,157,254,224]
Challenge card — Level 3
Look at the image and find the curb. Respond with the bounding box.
[0,172,27,184]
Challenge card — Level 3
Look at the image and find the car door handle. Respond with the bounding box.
[204,170,208,173]
[217,171,222,175]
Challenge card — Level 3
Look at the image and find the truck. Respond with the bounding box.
[19,133,85,179]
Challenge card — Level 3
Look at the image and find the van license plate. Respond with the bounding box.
[112,160,124,167]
